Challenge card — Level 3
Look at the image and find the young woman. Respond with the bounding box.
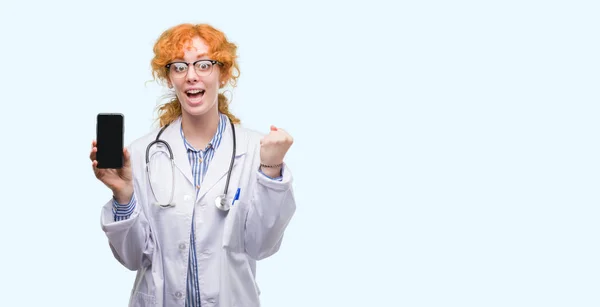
[90,23,296,307]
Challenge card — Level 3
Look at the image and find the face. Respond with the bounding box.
[167,36,224,119]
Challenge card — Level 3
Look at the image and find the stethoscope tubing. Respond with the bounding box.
[144,119,236,210]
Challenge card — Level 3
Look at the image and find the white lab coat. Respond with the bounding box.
[99,116,296,307]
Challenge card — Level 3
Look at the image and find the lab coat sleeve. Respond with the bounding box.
[112,194,137,221]
[100,190,154,271]
[99,146,155,271]
[244,164,296,260]
[258,167,283,181]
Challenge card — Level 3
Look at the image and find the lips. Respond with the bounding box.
[186,88,205,99]
[183,88,205,105]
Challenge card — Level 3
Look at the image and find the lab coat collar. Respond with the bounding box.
[198,115,248,201]
[160,116,193,186]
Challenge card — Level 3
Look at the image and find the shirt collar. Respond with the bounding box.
[180,113,228,152]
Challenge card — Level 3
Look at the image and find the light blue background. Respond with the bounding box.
[0,0,598,306]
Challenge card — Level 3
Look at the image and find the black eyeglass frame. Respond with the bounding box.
[165,59,224,76]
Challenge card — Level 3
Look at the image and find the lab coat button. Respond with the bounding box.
[179,243,186,250]
[175,291,183,299]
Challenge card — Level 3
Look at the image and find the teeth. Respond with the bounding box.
[186,89,204,94]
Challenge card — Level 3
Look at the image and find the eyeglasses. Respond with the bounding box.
[165,59,224,79]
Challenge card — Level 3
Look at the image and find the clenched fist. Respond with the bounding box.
[259,125,293,177]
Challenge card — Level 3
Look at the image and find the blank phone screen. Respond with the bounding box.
[96,113,124,169]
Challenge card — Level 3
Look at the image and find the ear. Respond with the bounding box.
[164,74,173,89]
[219,67,231,88]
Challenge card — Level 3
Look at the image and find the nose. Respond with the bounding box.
[185,66,199,83]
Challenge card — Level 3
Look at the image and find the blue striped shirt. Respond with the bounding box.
[112,113,283,306]
[181,113,227,307]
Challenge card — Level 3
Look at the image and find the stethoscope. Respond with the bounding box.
[145,120,236,211]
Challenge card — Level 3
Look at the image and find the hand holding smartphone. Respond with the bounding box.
[95,113,124,169]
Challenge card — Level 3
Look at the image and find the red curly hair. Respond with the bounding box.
[151,23,241,127]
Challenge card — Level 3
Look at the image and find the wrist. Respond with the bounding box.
[260,161,283,168]
[113,185,134,204]
[260,164,283,178]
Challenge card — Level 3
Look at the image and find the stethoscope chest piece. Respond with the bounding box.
[215,195,231,211]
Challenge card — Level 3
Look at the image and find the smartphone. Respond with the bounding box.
[96,113,124,169]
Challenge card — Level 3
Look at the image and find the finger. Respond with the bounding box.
[270,125,277,131]
[89,146,97,161]
[271,128,291,142]
[91,160,100,176]
[92,139,97,147]
[123,148,131,167]
[275,127,289,135]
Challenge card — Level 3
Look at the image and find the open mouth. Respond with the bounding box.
[186,89,205,100]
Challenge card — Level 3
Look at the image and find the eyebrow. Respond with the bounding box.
[171,53,209,63]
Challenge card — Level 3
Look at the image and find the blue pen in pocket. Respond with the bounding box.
[231,188,241,206]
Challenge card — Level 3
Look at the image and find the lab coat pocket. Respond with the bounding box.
[131,291,156,307]
[222,201,247,253]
